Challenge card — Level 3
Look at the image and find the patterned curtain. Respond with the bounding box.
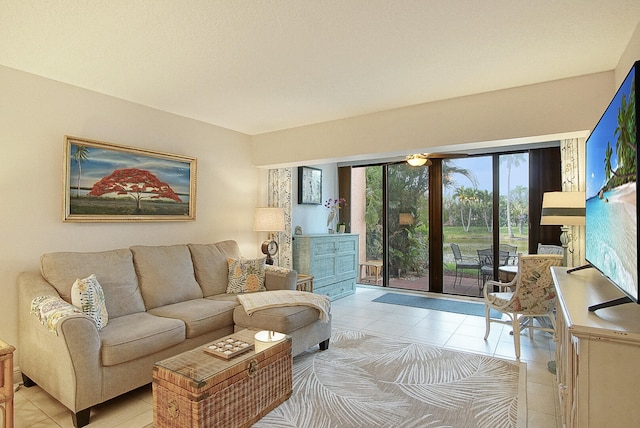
[560,138,586,267]
[267,168,293,268]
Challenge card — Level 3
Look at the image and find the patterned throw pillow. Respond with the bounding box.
[30,295,85,335]
[226,257,267,294]
[71,274,108,329]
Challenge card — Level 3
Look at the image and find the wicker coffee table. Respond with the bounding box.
[153,329,292,428]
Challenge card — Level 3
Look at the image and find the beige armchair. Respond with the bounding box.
[483,254,563,359]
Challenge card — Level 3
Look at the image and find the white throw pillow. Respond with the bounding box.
[71,274,108,329]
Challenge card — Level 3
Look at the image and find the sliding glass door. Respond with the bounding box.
[442,156,493,296]
[387,163,429,290]
[355,150,530,297]
[498,153,530,262]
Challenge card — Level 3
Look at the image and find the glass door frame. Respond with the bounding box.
[354,146,559,293]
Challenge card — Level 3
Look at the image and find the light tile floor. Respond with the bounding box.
[13,285,561,427]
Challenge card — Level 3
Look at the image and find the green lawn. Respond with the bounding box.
[443,225,529,272]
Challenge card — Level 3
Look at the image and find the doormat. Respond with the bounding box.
[373,292,503,319]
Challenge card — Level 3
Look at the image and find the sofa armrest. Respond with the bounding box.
[18,272,103,413]
[264,266,297,291]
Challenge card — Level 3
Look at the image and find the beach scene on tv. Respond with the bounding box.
[585,68,637,300]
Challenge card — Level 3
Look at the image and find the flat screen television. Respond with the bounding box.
[581,60,638,311]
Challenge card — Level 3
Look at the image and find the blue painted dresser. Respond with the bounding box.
[292,234,358,300]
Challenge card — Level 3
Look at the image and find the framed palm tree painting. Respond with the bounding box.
[63,136,197,222]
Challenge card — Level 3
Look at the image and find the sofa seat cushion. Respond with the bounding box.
[40,249,145,319]
[233,304,320,334]
[149,299,237,339]
[131,245,203,309]
[188,241,241,297]
[206,294,240,304]
[100,312,185,366]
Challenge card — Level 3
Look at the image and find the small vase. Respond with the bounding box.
[338,224,346,233]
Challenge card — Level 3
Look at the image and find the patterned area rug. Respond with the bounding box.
[255,330,527,428]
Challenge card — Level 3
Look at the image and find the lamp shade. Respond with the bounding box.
[540,192,586,226]
[253,207,285,232]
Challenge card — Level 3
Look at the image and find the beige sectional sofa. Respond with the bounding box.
[17,240,331,427]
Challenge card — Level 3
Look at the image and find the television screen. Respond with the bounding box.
[585,61,638,305]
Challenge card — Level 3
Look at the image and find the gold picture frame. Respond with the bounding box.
[63,136,197,222]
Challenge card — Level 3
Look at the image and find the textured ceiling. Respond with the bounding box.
[1,1,639,135]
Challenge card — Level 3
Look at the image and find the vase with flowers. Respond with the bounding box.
[324,197,347,233]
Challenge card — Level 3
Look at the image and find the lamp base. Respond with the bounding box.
[260,240,276,265]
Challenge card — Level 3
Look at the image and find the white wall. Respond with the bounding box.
[291,163,339,235]
[0,66,259,364]
[616,20,640,86]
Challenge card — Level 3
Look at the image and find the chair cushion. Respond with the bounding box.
[100,312,185,366]
[71,274,108,329]
[188,241,241,296]
[486,292,515,308]
[233,304,320,334]
[130,245,203,310]
[149,298,237,339]
[41,249,145,319]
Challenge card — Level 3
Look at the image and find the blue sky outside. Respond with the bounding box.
[443,155,529,197]
[69,144,191,197]
[585,67,635,200]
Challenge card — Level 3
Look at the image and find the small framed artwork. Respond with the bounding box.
[63,136,197,222]
[298,166,322,205]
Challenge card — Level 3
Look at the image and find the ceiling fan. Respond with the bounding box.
[405,153,468,166]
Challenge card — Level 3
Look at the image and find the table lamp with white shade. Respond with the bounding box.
[540,191,586,266]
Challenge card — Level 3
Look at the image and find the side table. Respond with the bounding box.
[359,260,383,285]
[296,274,314,292]
[0,339,16,428]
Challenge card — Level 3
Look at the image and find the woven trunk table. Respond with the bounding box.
[153,329,292,428]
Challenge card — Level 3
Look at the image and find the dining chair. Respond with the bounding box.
[483,253,564,359]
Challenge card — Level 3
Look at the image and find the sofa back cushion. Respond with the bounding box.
[130,244,203,309]
[188,241,241,296]
[40,249,145,319]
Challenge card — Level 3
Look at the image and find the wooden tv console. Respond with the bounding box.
[552,267,640,427]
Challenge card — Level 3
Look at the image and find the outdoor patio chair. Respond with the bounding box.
[477,248,510,290]
[498,244,518,264]
[450,243,480,287]
[483,253,563,359]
